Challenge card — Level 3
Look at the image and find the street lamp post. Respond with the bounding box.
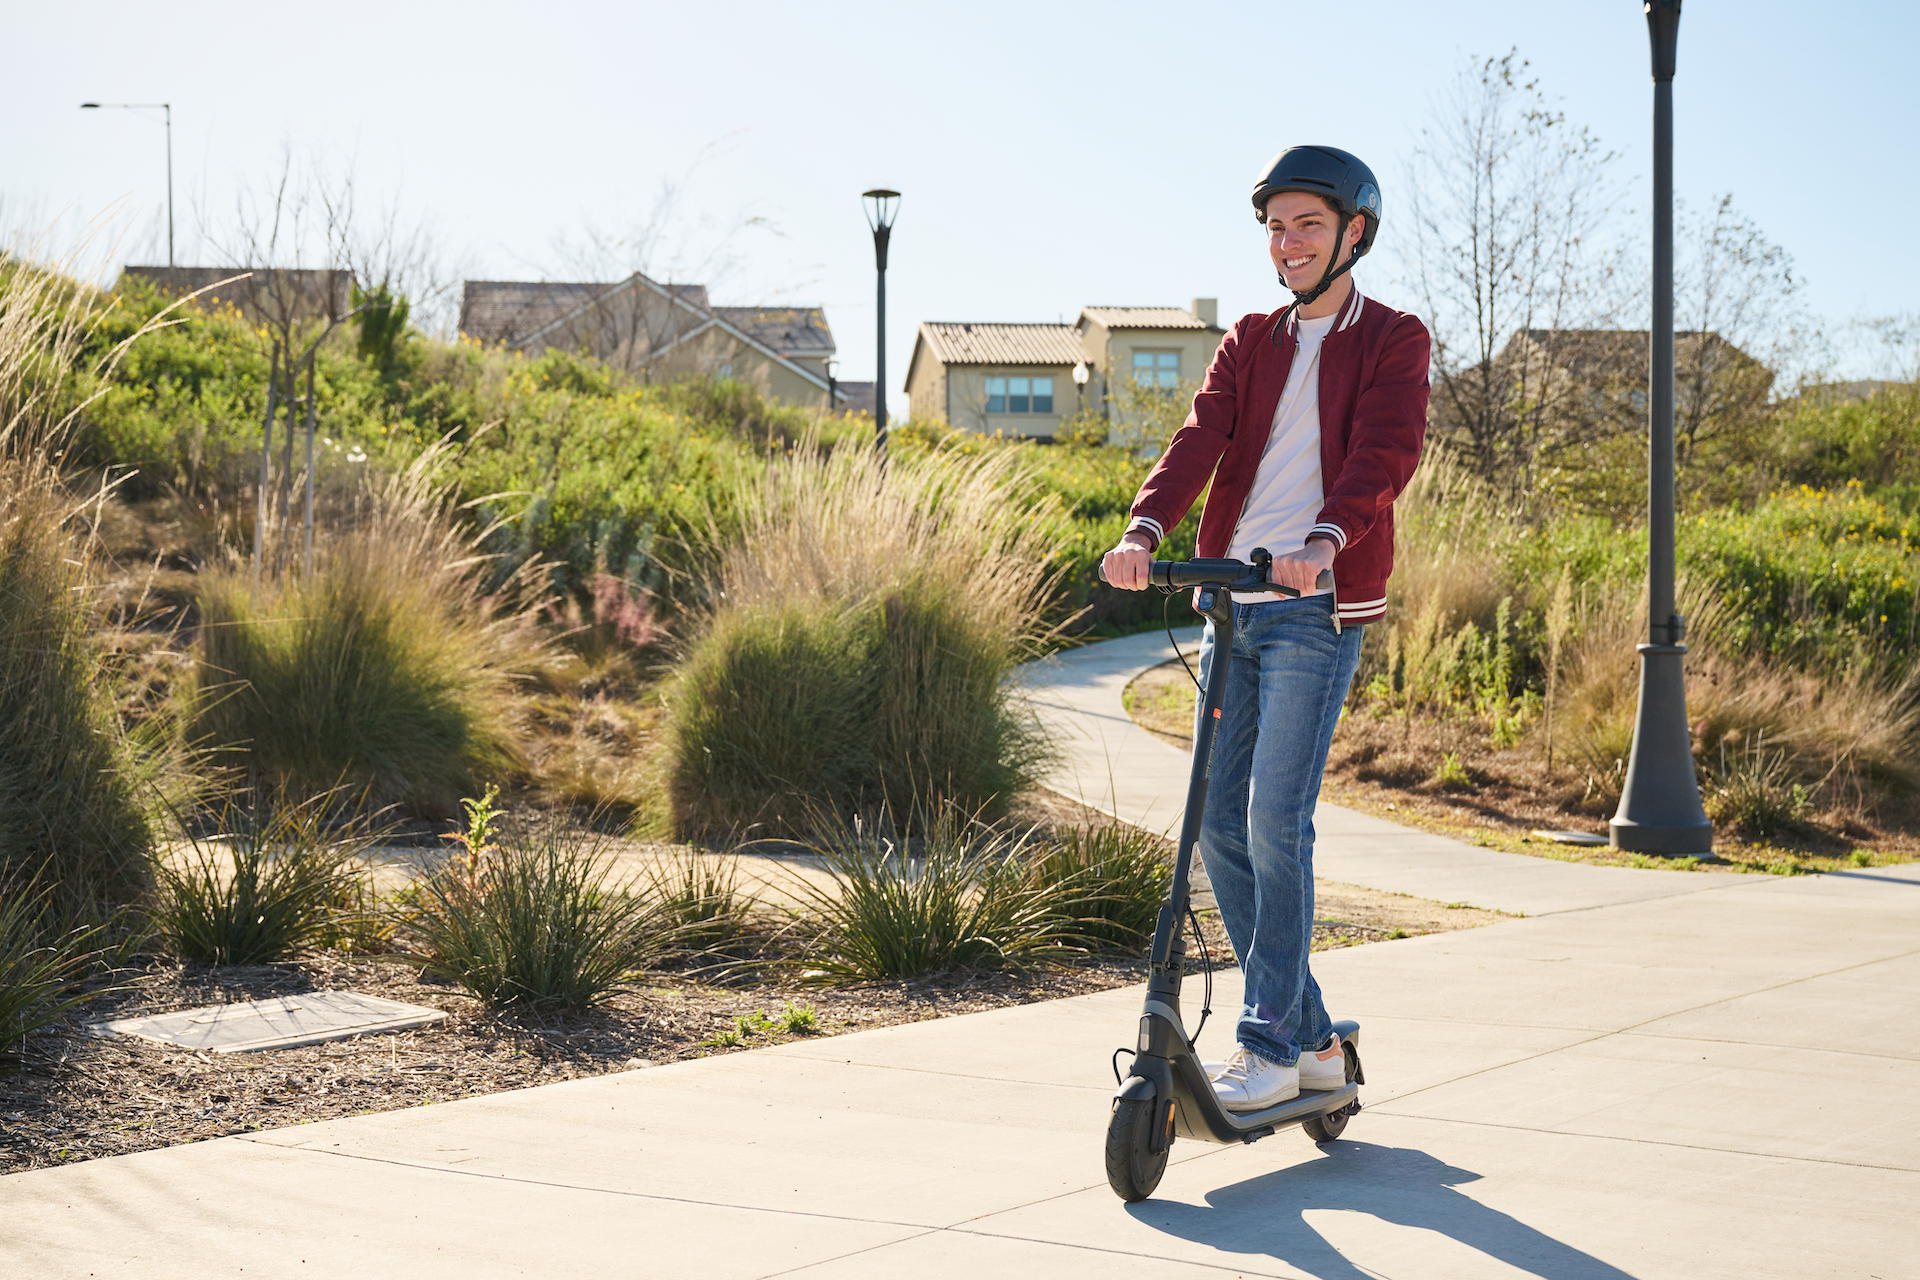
[80,102,173,267]
[862,189,900,455]
[1610,0,1713,856]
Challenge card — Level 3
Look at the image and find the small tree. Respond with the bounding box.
[1403,50,1631,495]
[1672,195,1801,465]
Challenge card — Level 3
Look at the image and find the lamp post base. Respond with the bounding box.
[1610,643,1713,857]
[1609,817,1713,855]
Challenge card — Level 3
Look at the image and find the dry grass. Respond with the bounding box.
[191,442,548,818]
[1347,452,1920,838]
[665,435,1068,836]
[0,233,192,909]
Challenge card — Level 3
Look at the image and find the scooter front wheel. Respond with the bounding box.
[1105,1097,1171,1201]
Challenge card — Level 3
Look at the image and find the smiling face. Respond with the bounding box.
[1265,191,1366,293]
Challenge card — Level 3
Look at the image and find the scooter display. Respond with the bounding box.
[1098,549,1364,1202]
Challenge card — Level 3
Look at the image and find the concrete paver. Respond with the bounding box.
[7,631,1919,1278]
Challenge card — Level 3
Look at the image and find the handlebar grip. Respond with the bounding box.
[1099,557,1334,594]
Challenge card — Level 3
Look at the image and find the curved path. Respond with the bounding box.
[1020,628,1728,917]
[6,636,1919,1279]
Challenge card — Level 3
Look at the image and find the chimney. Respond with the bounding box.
[1192,297,1218,328]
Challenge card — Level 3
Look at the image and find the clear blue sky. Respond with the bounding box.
[4,0,1913,384]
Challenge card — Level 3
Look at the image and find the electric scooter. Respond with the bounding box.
[1099,550,1364,1203]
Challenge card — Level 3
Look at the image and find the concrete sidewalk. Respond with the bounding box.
[7,632,1919,1278]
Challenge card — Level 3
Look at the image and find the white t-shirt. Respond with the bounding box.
[1229,307,1338,601]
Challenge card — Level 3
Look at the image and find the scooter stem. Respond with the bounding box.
[1147,585,1237,980]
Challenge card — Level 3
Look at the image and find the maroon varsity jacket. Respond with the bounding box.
[1123,287,1432,627]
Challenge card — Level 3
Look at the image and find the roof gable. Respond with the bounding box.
[712,306,835,360]
[461,280,708,346]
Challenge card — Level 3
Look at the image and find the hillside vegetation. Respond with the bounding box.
[11,262,1920,871]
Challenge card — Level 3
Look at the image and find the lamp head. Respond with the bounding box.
[861,189,901,233]
[1072,362,1090,387]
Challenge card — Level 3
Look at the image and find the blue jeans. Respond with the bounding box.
[1194,595,1364,1067]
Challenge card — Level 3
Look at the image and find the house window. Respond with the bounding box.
[984,375,1055,414]
[1133,350,1180,388]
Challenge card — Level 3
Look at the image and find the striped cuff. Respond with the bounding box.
[1126,516,1165,550]
[1307,522,1348,552]
[1335,595,1387,624]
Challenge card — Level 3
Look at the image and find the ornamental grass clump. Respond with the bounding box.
[666,435,1064,837]
[404,819,671,1009]
[639,847,755,965]
[0,239,182,912]
[1024,821,1172,952]
[0,891,115,1071]
[193,442,545,818]
[153,791,383,966]
[783,803,1081,982]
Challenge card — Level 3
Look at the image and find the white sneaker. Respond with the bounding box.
[1300,1035,1348,1091]
[1208,1046,1299,1111]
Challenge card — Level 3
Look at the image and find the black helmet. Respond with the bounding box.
[1251,145,1381,329]
[1251,145,1381,254]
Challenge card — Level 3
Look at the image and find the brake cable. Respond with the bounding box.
[1162,586,1201,691]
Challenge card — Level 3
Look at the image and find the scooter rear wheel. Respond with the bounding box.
[1106,1097,1171,1201]
[1301,1042,1360,1144]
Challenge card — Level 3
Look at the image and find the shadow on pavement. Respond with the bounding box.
[1128,1141,1640,1280]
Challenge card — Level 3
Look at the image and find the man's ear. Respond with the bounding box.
[1347,214,1367,250]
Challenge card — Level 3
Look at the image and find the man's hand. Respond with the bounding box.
[1101,532,1155,591]
[1269,537,1336,594]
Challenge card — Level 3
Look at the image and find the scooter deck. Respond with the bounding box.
[1157,1016,1363,1144]
[1168,1052,1359,1144]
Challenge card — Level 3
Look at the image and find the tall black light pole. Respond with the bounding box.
[1611,0,1712,855]
[862,188,900,456]
[81,102,173,267]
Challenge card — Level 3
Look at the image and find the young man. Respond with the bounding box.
[1100,146,1430,1110]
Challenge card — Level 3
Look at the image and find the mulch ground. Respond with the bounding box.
[1,794,1502,1177]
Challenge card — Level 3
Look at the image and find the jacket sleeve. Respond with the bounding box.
[1311,314,1432,552]
[1124,320,1246,550]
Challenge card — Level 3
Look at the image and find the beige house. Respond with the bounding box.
[905,322,1089,437]
[460,272,845,409]
[905,299,1223,440]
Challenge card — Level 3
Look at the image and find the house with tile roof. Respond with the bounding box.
[905,299,1223,439]
[459,273,845,409]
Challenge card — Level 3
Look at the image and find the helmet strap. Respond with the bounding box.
[1271,211,1362,344]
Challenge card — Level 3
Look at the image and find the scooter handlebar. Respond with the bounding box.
[1098,553,1334,598]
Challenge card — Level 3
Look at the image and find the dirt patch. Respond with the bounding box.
[1122,656,1920,876]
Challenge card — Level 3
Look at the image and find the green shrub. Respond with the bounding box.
[404,821,670,1008]
[1024,822,1170,951]
[666,437,1062,837]
[192,445,541,816]
[783,804,1080,981]
[154,793,378,965]
[0,891,115,1071]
